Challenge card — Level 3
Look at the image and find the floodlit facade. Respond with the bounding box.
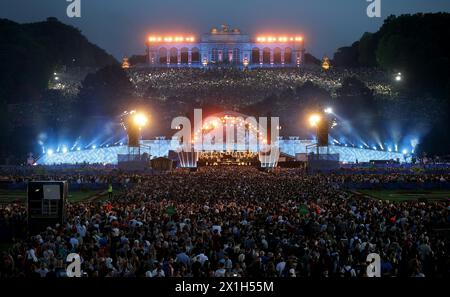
[145,25,306,68]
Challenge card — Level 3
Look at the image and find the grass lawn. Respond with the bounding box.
[358,189,450,202]
[0,189,105,204]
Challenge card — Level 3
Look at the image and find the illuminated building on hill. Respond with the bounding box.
[122,57,130,69]
[145,25,306,68]
[322,56,331,70]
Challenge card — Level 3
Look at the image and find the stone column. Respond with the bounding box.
[153,50,157,65]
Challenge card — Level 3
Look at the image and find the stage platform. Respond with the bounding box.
[37,138,409,165]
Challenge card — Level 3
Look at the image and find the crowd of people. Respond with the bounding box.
[1,167,449,278]
[128,67,393,106]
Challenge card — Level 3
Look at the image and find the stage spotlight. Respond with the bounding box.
[77,147,81,151]
[388,148,392,152]
[92,145,97,149]
[62,147,68,154]
[402,149,408,154]
[395,72,402,81]
[133,113,148,128]
[373,146,377,150]
[359,145,363,149]
[308,114,321,127]
[120,142,123,146]
[324,107,333,114]
[47,149,54,156]
[395,145,398,152]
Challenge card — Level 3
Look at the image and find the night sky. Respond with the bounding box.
[1,0,449,59]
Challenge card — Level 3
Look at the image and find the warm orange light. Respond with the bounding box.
[147,35,196,43]
[309,114,321,127]
[256,36,302,43]
[133,113,148,128]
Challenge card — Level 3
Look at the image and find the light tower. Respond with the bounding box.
[120,110,148,159]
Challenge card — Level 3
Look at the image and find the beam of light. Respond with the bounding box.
[324,107,333,114]
[71,136,81,150]
[100,136,116,147]
[47,149,54,156]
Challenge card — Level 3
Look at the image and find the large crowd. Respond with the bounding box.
[128,67,393,105]
[1,167,449,278]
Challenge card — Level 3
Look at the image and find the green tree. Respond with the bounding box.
[358,32,378,67]
[77,64,133,117]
